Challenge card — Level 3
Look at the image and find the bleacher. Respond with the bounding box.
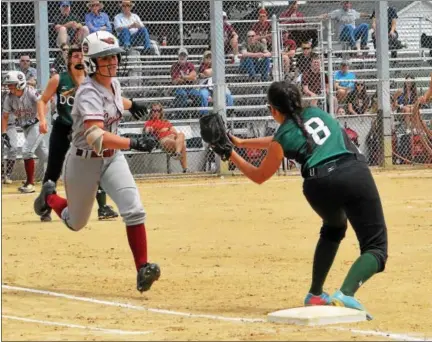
[2,0,432,176]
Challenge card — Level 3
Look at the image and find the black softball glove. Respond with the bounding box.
[130,133,157,153]
[199,114,233,161]
[2,133,11,149]
[129,99,148,121]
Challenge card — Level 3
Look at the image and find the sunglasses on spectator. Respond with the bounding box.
[20,59,30,62]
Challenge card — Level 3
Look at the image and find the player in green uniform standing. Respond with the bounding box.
[218,82,388,319]
[35,45,119,222]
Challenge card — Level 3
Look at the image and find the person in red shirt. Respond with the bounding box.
[251,8,272,49]
[144,103,188,172]
[280,1,318,47]
[223,12,240,64]
[171,48,200,108]
[281,30,297,79]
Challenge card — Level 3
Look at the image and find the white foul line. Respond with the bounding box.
[1,285,263,323]
[2,315,152,336]
[2,285,431,341]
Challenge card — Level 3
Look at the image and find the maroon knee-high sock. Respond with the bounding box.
[47,194,68,217]
[127,224,148,271]
[24,159,35,185]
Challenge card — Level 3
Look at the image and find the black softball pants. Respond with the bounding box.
[43,120,72,184]
[302,157,388,272]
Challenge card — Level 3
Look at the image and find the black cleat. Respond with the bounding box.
[98,205,119,220]
[137,263,160,293]
[40,209,52,222]
[34,180,56,216]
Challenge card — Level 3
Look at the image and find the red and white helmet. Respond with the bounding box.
[82,31,124,75]
[3,70,26,90]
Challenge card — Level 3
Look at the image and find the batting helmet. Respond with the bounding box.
[3,70,27,90]
[82,31,124,75]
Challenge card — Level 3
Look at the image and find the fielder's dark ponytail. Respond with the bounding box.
[267,81,313,153]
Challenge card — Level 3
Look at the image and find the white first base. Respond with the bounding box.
[268,306,367,326]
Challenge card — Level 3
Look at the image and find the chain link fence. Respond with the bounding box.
[2,0,432,181]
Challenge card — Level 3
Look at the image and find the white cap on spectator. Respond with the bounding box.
[178,47,188,56]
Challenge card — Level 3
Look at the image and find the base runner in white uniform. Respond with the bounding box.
[1,71,49,193]
[34,31,160,293]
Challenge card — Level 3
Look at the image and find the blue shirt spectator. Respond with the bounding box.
[85,0,112,34]
[334,61,356,102]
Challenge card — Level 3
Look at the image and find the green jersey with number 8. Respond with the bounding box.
[273,106,354,169]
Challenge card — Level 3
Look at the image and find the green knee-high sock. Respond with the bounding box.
[309,237,340,295]
[96,187,107,209]
[340,252,379,296]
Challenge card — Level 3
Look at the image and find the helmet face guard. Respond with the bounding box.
[82,32,124,78]
[3,71,26,91]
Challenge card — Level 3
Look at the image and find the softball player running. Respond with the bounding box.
[35,44,119,222]
[34,31,160,292]
[1,71,48,193]
[208,82,388,319]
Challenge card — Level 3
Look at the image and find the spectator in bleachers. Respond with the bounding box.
[336,106,346,116]
[144,103,188,173]
[281,30,297,79]
[371,6,404,59]
[392,74,418,126]
[302,55,326,106]
[171,48,200,108]
[296,42,313,76]
[321,1,370,54]
[54,1,89,47]
[251,8,272,49]
[334,60,356,102]
[223,12,240,64]
[280,1,318,48]
[239,30,271,82]
[19,55,37,88]
[347,81,370,115]
[114,0,151,52]
[53,43,69,73]
[302,54,338,112]
[198,50,234,115]
[85,0,112,34]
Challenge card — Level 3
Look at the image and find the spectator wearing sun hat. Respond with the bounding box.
[114,0,151,51]
[85,0,112,34]
[54,1,89,47]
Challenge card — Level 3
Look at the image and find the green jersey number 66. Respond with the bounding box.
[304,117,331,145]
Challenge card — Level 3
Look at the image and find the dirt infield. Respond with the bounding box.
[2,170,432,341]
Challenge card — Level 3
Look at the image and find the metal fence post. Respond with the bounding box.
[271,14,281,82]
[375,1,392,168]
[7,1,13,70]
[34,0,51,150]
[210,0,227,174]
[34,1,50,91]
[179,0,184,47]
[327,18,335,117]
